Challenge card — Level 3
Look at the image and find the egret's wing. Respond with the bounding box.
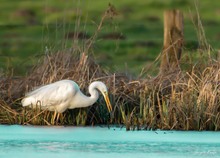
[24,80,79,108]
[25,84,52,97]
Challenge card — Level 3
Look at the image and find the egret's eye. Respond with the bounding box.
[104,91,108,94]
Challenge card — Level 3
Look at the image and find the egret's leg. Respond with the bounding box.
[52,111,57,125]
[56,113,61,125]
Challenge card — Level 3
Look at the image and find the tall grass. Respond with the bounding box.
[0,48,219,129]
[0,4,219,130]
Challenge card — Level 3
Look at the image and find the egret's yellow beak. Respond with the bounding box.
[103,92,112,112]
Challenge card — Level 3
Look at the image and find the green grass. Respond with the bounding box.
[0,0,219,75]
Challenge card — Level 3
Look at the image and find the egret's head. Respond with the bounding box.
[90,81,112,112]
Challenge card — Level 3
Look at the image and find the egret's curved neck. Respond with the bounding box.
[83,82,100,107]
[70,83,99,108]
[88,87,99,106]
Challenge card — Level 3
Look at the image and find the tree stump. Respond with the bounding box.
[160,10,184,74]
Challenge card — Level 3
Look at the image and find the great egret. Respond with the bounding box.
[21,80,112,124]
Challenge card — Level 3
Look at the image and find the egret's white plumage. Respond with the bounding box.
[22,80,112,115]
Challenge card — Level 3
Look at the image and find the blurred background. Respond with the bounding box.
[0,0,219,76]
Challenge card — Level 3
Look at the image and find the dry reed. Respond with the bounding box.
[0,48,219,129]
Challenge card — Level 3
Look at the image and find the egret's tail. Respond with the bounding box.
[21,97,35,107]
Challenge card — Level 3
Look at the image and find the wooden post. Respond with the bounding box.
[160,10,184,74]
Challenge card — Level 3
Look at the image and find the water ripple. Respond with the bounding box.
[1,139,220,157]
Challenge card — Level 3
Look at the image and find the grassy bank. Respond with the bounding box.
[1,0,220,75]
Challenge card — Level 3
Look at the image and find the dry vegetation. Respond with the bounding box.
[0,4,219,130]
[0,46,219,130]
[0,47,219,130]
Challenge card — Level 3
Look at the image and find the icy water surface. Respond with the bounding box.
[0,125,220,158]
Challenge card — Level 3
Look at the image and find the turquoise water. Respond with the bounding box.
[0,125,220,158]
